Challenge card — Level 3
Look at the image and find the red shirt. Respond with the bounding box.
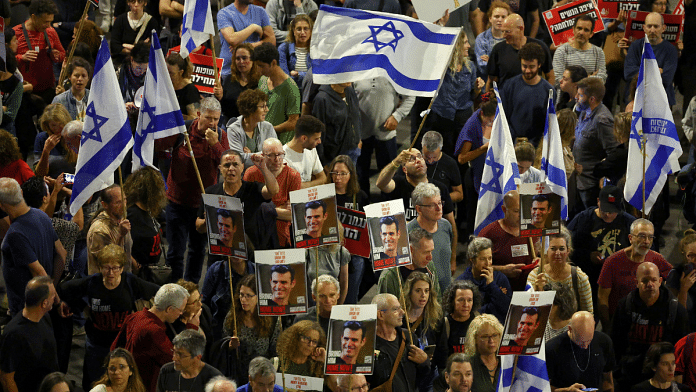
[243,163,301,247]
[675,332,696,392]
[0,160,34,185]
[156,119,229,208]
[479,220,534,291]
[13,24,65,92]
[597,248,672,314]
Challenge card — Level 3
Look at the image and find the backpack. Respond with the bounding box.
[677,163,696,224]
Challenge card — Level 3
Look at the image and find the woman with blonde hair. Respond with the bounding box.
[402,271,443,346]
[90,348,147,392]
[276,320,326,377]
[463,314,504,392]
[34,103,76,177]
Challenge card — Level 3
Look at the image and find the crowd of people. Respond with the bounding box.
[0,0,696,391]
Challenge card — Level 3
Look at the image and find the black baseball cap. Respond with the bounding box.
[599,185,622,213]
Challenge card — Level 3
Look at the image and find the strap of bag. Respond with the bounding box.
[21,22,51,56]
[387,330,407,383]
[571,265,581,311]
[134,13,152,44]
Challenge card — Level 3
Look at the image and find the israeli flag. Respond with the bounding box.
[132,30,187,172]
[70,38,133,215]
[310,5,460,97]
[624,41,682,215]
[474,84,520,235]
[180,0,214,58]
[540,90,568,220]
[497,349,551,392]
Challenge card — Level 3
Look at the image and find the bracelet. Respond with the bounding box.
[391,161,400,169]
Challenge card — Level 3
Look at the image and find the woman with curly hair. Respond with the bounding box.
[278,15,313,91]
[462,314,504,392]
[124,166,166,271]
[435,280,482,369]
[90,348,147,392]
[34,103,76,177]
[226,89,276,168]
[0,128,34,184]
[224,274,281,385]
[276,320,326,377]
[403,271,443,346]
[215,43,261,122]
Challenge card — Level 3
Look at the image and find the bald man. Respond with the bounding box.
[546,311,615,392]
[611,262,689,392]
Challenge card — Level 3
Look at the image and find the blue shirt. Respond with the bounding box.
[624,37,678,105]
[501,74,555,146]
[431,62,477,121]
[455,108,486,193]
[474,28,504,78]
[456,266,512,323]
[217,3,271,75]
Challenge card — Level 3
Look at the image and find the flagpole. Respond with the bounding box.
[117,166,127,219]
[397,276,413,344]
[227,256,239,338]
[409,97,435,150]
[183,132,207,194]
[209,35,220,90]
[641,137,646,218]
[315,246,320,325]
[58,1,91,87]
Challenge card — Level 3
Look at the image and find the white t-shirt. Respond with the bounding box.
[283,144,323,183]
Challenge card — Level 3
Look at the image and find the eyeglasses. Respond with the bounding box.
[408,153,424,163]
[239,293,257,300]
[108,364,130,373]
[349,383,370,391]
[419,201,443,209]
[264,153,285,160]
[634,233,655,241]
[101,265,123,273]
[300,335,321,347]
[331,172,350,177]
[478,333,501,342]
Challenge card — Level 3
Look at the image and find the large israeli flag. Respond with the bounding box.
[497,349,551,392]
[310,5,460,97]
[474,84,520,234]
[70,38,133,215]
[132,30,187,172]
[540,90,568,220]
[180,0,214,58]
[624,41,682,215]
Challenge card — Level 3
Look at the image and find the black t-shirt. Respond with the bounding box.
[631,380,691,392]
[384,176,453,221]
[374,332,411,392]
[487,38,552,88]
[398,266,429,282]
[446,314,473,357]
[156,362,223,392]
[426,153,461,192]
[84,277,136,347]
[128,204,162,266]
[176,83,202,115]
[219,76,257,120]
[546,331,616,390]
[0,314,59,392]
[335,191,369,212]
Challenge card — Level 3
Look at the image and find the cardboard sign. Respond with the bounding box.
[291,184,340,249]
[519,182,562,238]
[256,249,308,316]
[411,0,470,23]
[364,200,412,271]
[596,0,639,19]
[337,206,370,258]
[543,0,605,46]
[202,194,247,258]
[325,305,378,375]
[624,11,684,46]
[274,375,323,392]
[188,52,223,95]
[498,291,554,356]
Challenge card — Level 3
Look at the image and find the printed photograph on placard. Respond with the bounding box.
[325,305,378,375]
[274,375,323,392]
[291,184,339,248]
[364,200,412,271]
[202,194,247,258]
[542,0,605,46]
[255,249,308,316]
[624,10,684,46]
[519,182,561,238]
[498,291,554,355]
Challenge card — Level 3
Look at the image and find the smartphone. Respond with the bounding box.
[581,389,598,391]
[63,173,75,184]
[424,345,436,356]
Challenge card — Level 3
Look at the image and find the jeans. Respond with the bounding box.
[346,147,361,166]
[357,136,397,194]
[345,255,366,304]
[165,201,207,283]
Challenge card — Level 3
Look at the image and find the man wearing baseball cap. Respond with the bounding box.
[567,185,637,299]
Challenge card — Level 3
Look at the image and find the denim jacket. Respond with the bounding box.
[52,88,90,121]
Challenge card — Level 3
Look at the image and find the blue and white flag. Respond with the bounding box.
[70,38,133,215]
[474,84,520,234]
[624,41,682,215]
[132,30,187,172]
[540,89,568,220]
[497,349,551,392]
[180,0,214,58]
[310,5,460,97]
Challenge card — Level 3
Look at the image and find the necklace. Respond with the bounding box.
[570,341,590,372]
[178,369,200,392]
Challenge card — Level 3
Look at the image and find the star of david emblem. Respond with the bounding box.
[630,109,642,145]
[363,21,404,52]
[480,155,504,195]
[140,98,157,136]
[82,102,107,145]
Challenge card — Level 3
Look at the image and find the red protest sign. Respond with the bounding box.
[596,0,639,19]
[337,206,370,258]
[543,0,605,46]
[188,52,224,95]
[624,11,684,46]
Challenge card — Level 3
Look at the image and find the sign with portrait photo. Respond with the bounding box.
[624,10,684,46]
[274,375,323,392]
[364,200,412,271]
[519,182,562,238]
[543,0,605,46]
[290,184,339,249]
[255,249,308,316]
[498,291,554,355]
[202,194,247,258]
[325,304,378,375]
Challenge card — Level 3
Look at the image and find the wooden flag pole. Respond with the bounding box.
[183,132,207,194]
[397,276,413,344]
[209,35,220,87]
[227,256,241,359]
[58,1,91,87]
[641,137,647,218]
[279,319,287,392]
[528,237,537,259]
[409,97,436,150]
[315,246,320,325]
[117,167,127,219]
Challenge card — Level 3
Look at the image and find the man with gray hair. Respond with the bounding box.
[111,283,197,392]
[378,227,442,301]
[204,376,236,392]
[408,182,455,291]
[237,356,284,392]
[336,374,369,392]
[61,120,82,154]
[294,274,340,333]
[421,131,463,204]
[0,177,67,316]
[156,96,230,283]
[156,330,222,392]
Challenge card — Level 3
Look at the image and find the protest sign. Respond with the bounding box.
[256,249,308,316]
[543,0,605,46]
[291,184,339,248]
[364,199,412,271]
[519,182,562,238]
[325,304,377,375]
[596,0,639,19]
[624,10,684,46]
[337,206,370,258]
[202,194,246,258]
[498,291,554,355]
